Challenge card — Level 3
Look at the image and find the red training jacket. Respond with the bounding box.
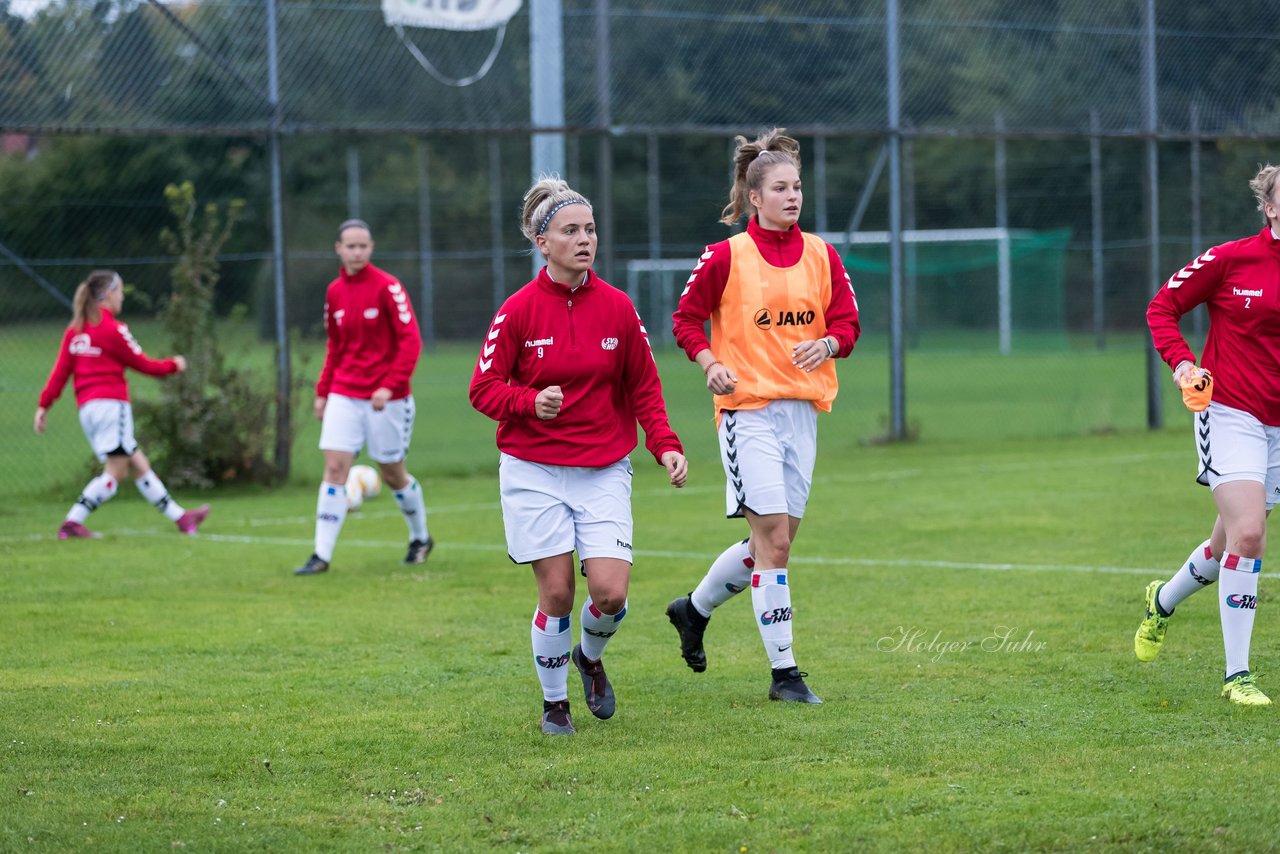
[38,308,179,410]
[1148,227,1280,425]
[316,263,422,401]
[469,267,683,468]
[672,217,861,362]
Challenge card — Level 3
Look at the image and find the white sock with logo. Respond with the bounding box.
[1157,539,1220,614]
[135,471,186,522]
[531,608,572,702]
[1219,553,1260,678]
[393,476,429,542]
[67,474,118,523]
[314,481,348,562]
[751,568,796,670]
[691,539,754,618]
[1218,555,1259,681]
[579,597,627,661]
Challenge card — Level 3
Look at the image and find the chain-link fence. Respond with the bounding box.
[4,0,1279,494]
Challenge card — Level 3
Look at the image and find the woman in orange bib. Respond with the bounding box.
[666,128,861,703]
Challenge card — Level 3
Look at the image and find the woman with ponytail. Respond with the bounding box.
[35,270,209,539]
[667,128,861,705]
[469,175,687,735]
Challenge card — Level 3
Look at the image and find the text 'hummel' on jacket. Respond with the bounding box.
[1148,227,1280,425]
[316,263,422,401]
[469,267,683,468]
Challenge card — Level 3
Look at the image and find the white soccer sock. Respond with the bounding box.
[135,472,185,522]
[531,608,572,702]
[1157,539,1220,614]
[393,476,429,542]
[314,481,349,562]
[1219,553,1261,678]
[690,538,754,617]
[751,568,796,670]
[66,474,118,524]
[579,597,627,661]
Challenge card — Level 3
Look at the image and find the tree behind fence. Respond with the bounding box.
[3,0,1277,493]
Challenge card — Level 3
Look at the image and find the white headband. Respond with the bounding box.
[94,275,121,301]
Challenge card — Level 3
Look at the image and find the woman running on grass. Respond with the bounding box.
[469,175,687,736]
[34,269,209,539]
[666,128,861,705]
[1137,163,1280,707]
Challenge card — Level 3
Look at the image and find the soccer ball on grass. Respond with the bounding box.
[345,464,382,510]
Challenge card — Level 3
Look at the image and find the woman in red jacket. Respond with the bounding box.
[35,270,209,539]
[1136,164,1280,707]
[293,219,431,576]
[469,176,688,736]
[666,129,860,705]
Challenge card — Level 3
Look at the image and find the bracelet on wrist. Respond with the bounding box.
[823,337,837,358]
[704,359,722,376]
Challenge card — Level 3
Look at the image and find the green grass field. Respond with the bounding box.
[5,320,1180,499]
[5,324,1273,851]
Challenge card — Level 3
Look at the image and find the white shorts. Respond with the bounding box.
[719,399,818,519]
[1195,402,1280,509]
[498,452,634,564]
[79,399,137,462]
[318,394,415,463]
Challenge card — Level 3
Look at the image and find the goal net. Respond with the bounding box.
[625,228,1071,353]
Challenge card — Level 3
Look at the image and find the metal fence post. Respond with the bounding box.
[266,0,291,480]
[887,0,906,440]
[1090,109,1105,351]
[1143,0,1162,430]
[489,136,505,313]
[416,138,435,350]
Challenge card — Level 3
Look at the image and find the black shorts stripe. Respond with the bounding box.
[402,396,415,450]
[1195,408,1218,487]
[723,410,747,518]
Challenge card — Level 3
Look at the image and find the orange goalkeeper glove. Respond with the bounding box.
[1179,368,1213,412]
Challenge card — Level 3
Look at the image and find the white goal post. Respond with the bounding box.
[625,227,1030,353]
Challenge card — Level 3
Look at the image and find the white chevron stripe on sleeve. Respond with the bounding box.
[479,312,508,372]
[1166,248,1217,289]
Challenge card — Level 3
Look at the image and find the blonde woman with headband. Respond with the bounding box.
[667,128,861,705]
[35,270,209,539]
[470,175,687,735]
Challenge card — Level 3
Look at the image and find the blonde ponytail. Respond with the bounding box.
[719,128,802,226]
[69,270,120,331]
